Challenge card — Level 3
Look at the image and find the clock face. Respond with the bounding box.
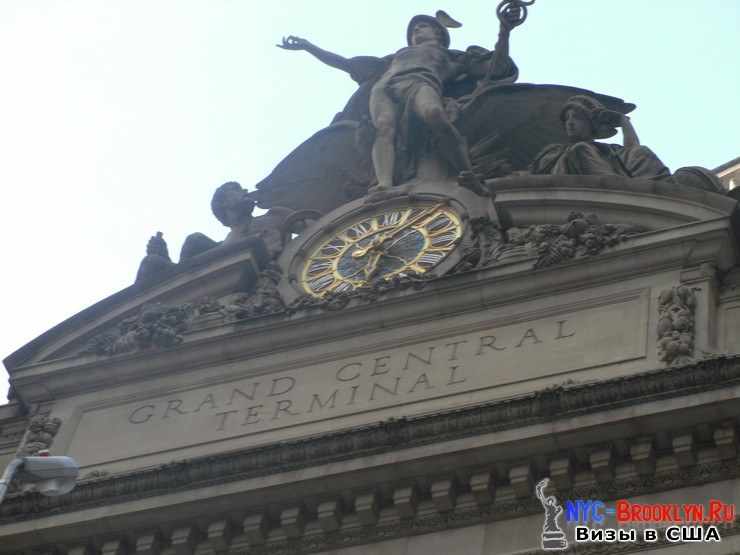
[300,203,463,297]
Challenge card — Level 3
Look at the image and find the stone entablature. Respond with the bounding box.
[2,181,738,482]
[3,357,740,553]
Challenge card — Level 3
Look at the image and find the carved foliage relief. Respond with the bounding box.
[453,212,643,273]
[657,285,697,366]
[16,415,62,457]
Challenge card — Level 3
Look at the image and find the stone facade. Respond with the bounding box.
[3,170,740,554]
[2,4,740,551]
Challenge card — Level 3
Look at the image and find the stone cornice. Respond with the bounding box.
[3,355,740,524]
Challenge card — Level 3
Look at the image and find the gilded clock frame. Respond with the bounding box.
[299,202,463,298]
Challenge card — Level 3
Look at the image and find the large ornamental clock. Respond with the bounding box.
[300,203,462,297]
[277,184,501,303]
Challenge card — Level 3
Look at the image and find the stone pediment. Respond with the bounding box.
[4,175,738,408]
[3,236,269,371]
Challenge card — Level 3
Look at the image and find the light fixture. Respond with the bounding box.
[0,452,79,504]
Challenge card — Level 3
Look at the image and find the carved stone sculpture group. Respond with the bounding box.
[113,2,728,370]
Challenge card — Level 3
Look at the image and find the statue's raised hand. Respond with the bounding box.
[277,36,312,51]
[496,0,535,31]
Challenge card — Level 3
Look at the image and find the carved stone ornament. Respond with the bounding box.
[224,263,286,319]
[288,271,431,313]
[83,303,193,357]
[15,415,62,457]
[453,211,643,273]
[657,285,697,366]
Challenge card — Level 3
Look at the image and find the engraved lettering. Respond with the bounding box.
[347,385,359,405]
[336,362,362,382]
[308,389,338,412]
[227,383,260,405]
[445,340,468,361]
[408,373,434,393]
[243,405,264,426]
[515,328,542,347]
[163,399,188,418]
[476,335,505,355]
[555,319,576,339]
[129,404,155,424]
[215,409,238,431]
[403,347,435,370]
[269,376,296,397]
[371,356,391,376]
[194,393,218,413]
[370,377,401,401]
[272,399,301,420]
[447,365,466,386]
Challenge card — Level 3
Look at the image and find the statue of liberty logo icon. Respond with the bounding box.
[535,478,568,551]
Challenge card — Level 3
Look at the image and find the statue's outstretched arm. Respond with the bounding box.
[486,20,513,80]
[486,1,533,81]
[277,36,352,75]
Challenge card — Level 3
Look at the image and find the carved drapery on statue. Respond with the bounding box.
[531,142,670,179]
[530,94,725,193]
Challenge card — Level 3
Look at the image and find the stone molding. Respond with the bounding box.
[10,217,733,404]
[6,443,740,555]
[3,355,740,525]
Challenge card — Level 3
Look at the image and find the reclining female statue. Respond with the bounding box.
[531,95,670,179]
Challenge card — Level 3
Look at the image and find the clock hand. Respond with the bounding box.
[351,234,385,259]
[363,251,383,280]
[383,228,416,251]
[352,204,444,258]
[379,203,446,248]
[378,252,410,266]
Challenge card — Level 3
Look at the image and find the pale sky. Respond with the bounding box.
[1,1,738,401]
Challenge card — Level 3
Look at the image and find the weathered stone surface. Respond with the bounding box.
[508,465,532,499]
[101,540,128,555]
[630,437,656,477]
[393,486,418,518]
[135,532,162,555]
[430,479,457,513]
[206,520,233,552]
[469,472,495,507]
[280,506,305,539]
[317,500,343,532]
[589,447,614,484]
[355,492,380,526]
[714,424,738,460]
[243,513,269,546]
[672,434,697,468]
[170,527,200,555]
[68,291,645,468]
[548,458,572,491]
